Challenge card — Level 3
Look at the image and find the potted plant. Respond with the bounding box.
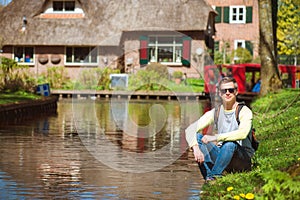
[173,71,183,84]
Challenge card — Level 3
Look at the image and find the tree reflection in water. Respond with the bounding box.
[0,99,207,199]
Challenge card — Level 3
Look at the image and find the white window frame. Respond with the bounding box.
[230,6,246,24]
[13,46,35,65]
[44,0,83,14]
[234,40,246,49]
[233,40,246,62]
[148,36,183,65]
[65,46,98,66]
[53,1,75,12]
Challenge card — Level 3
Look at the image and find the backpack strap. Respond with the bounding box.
[236,102,254,143]
[235,102,246,125]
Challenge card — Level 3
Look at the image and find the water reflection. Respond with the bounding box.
[0,99,208,199]
[74,99,199,173]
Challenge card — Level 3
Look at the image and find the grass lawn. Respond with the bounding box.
[0,91,41,104]
[200,89,300,199]
[170,78,204,93]
[132,78,204,93]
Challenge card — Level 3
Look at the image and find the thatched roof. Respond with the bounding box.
[0,0,216,46]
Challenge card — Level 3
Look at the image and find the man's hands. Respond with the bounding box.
[192,145,204,163]
[192,135,217,163]
[201,135,217,144]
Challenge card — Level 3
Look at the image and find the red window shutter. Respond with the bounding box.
[182,37,191,67]
[140,36,149,65]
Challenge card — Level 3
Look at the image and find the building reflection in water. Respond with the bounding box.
[0,99,205,199]
[72,98,202,173]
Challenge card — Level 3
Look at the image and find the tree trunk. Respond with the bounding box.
[259,0,282,96]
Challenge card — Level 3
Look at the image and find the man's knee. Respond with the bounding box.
[221,142,237,153]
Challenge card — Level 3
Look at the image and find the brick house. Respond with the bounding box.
[0,0,217,79]
[206,0,260,62]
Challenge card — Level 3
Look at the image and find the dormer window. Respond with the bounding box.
[53,1,75,12]
[40,0,84,18]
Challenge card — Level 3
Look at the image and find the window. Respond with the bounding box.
[148,36,183,64]
[230,6,246,23]
[53,1,75,12]
[234,40,253,55]
[66,47,98,64]
[13,47,34,64]
[234,40,246,49]
[222,6,252,24]
[139,36,190,66]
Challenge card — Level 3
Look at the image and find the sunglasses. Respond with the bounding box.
[220,88,236,94]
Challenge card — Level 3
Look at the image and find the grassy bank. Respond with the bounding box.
[0,91,41,104]
[201,89,300,199]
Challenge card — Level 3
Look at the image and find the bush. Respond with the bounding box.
[128,69,168,91]
[44,66,71,89]
[145,63,169,79]
[97,67,120,90]
[74,67,120,90]
[214,50,231,64]
[0,57,36,92]
[173,71,183,79]
[231,47,252,64]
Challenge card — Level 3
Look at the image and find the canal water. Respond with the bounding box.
[0,98,211,200]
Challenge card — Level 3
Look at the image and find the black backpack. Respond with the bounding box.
[214,103,259,151]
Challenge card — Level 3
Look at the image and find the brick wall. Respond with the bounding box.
[207,0,260,59]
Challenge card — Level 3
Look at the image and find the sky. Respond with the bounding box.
[0,0,12,6]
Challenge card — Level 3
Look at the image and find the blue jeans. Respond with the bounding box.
[197,133,251,179]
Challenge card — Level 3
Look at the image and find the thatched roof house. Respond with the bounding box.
[0,0,216,78]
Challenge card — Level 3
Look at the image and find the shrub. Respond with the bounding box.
[97,67,120,90]
[74,67,120,90]
[0,57,36,92]
[45,66,71,89]
[145,63,169,79]
[173,71,183,79]
[214,50,231,64]
[128,69,168,91]
[231,47,252,64]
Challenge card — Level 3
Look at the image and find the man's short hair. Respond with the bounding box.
[218,76,238,90]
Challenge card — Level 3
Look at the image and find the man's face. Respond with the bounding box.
[219,82,238,103]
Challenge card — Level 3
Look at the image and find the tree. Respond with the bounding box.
[259,0,282,96]
[277,0,300,65]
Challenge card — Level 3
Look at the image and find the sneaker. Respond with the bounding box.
[206,177,215,181]
[205,177,215,184]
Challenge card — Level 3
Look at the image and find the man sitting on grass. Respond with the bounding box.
[185,77,255,182]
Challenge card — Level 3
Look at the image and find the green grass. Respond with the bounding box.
[200,89,300,199]
[126,78,204,93]
[0,91,41,104]
[159,78,204,93]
